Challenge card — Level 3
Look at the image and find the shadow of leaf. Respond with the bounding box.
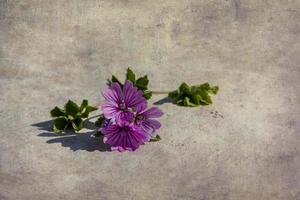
[106,78,112,86]
[43,131,110,152]
[32,120,53,131]
[32,115,110,152]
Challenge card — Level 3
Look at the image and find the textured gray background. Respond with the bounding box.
[0,0,300,199]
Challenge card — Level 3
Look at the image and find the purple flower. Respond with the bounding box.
[101,80,147,123]
[135,104,163,136]
[101,121,149,152]
[100,79,163,152]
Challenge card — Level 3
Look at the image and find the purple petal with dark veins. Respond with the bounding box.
[140,107,163,118]
[141,119,162,136]
[123,80,147,108]
[101,123,148,152]
[110,82,123,103]
[136,103,147,113]
[101,102,120,118]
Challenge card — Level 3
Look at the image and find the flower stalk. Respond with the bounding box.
[150,91,170,95]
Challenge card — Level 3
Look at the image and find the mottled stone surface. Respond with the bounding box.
[0,0,299,199]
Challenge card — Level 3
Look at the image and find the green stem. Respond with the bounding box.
[93,90,171,107]
[151,91,170,95]
[86,113,103,120]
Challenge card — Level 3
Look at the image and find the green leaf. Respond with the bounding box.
[65,100,80,117]
[168,90,179,99]
[81,105,98,118]
[179,82,191,95]
[111,75,122,86]
[184,97,198,107]
[53,117,68,133]
[85,105,98,114]
[71,118,83,131]
[198,91,212,105]
[198,83,219,94]
[143,90,152,100]
[149,134,161,142]
[79,99,88,111]
[126,68,136,83]
[136,75,149,90]
[190,94,202,105]
[176,99,183,105]
[199,82,210,90]
[209,86,219,94]
[50,99,98,133]
[50,106,65,117]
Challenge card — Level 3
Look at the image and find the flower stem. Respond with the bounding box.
[94,91,171,107]
[87,113,103,120]
[151,91,170,95]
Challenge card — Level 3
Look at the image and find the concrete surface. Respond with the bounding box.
[0,0,300,199]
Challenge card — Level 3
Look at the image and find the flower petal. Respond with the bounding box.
[101,102,119,118]
[123,80,147,107]
[136,103,147,113]
[110,82,123,102]
[141,119,161,135]
[101,89,119,104]
[102,123,147,152]
[116,111,135,125]
[141,107,163,118]
[101,124,120,135]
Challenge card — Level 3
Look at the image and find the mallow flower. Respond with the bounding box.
[134,104,163,136]
[101,121,149,152]
[101,80,147,123]
[100,80,163,151]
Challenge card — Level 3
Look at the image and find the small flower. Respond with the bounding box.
[101,80,147,123]
[135,104,163,136]
[101,121,149,152]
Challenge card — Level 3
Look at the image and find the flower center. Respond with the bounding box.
[135,115,145,125]
[137,115,145,121]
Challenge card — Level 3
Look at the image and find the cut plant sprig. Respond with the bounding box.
[168,82,218,107]
[50,99,98,133]
[111,68,219,107]
[48,67,219,149]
